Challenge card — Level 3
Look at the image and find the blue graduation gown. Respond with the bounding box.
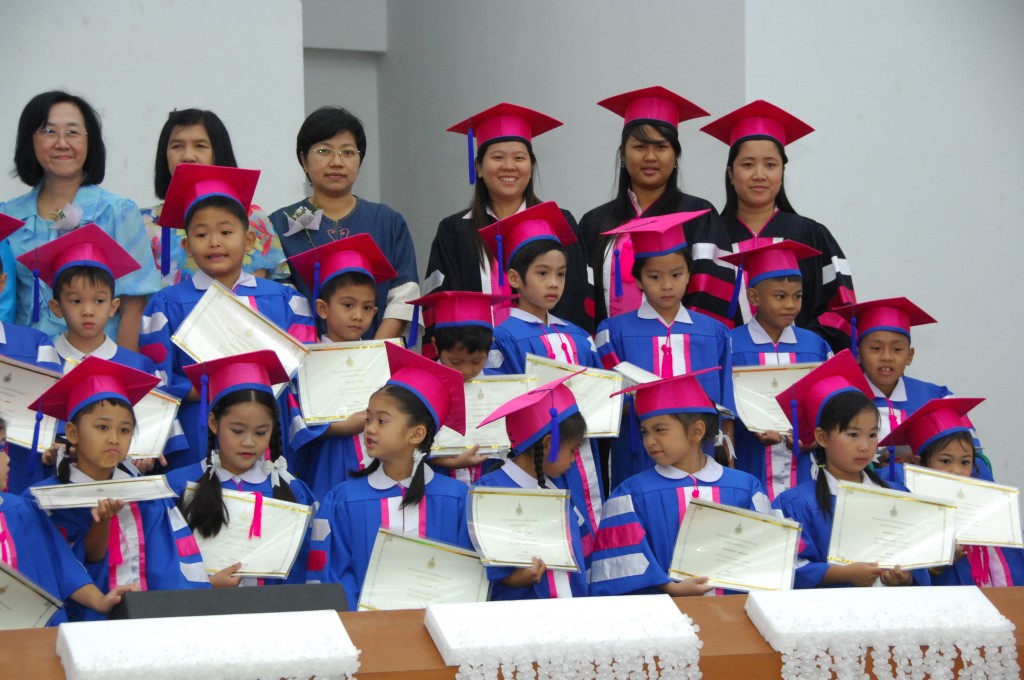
[475,464,591,600]
[0,491,93,625]
[305,466,472,610]
[589,458,769,596]
[730,319,832,501]
[488,308,599,375]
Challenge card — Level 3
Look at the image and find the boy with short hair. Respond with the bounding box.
[722,240,832,501]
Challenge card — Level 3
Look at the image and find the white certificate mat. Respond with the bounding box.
[189,486,313,579]
[297,338,402,423]
[732,362,821,433]
[432,375,535,456]
[670,498,801,592]
[171,281,310,382]
[0,356,60,453]
[904,465,1024,548]
[0,561,63,630]
[358,529,489,611]
[828,481,957,569]
[30,476,177,509]
[128,389,181,459]
[524,354,623,437]
[468,487,578,571]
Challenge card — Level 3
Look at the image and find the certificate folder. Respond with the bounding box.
[732,362,820,433]
[524,354,623,437]
[468,487,579,571]
[432,375,534,456]
[297,338,403,424]
[30,476,177,509]
[0,561,64,630]
[0,355,61,453]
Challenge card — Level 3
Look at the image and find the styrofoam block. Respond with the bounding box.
[56,609,359,680]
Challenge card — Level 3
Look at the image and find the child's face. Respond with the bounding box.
[637,252,689,317]
[364,391,425,462]
[749,279,802,333]
[508,249,567,315]
[541,436,581,478]
[921,438,974,477]
[316,283,377,342]
[49,275,119,342]
[67,402,135,480]
[183,207,255,282]
[858,331,914,394]
[814,407,879,482]
[211,401,274,477]
[439,343,488,383]
[640,414,703,470]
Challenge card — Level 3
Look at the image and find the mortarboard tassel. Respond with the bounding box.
[790,399,799,454]
[161,229,171,277]
[31,269,41,324]
[408,304,420,348]
[467,127,477,185]
[248,491,263,539]
[613,249,623,298]
[312,261,321,303]
[547,405,560,462]
[31,411,43,471]
[850,316,858,360]
[626,394,643,458]
[496,234,505,287]
[199,374,209,454]
[727,265,744,320]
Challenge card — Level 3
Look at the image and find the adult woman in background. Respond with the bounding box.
[269,107,418,340]
[142,108,287,285]
[425,103,594,336]
[0,91,159,348]
[701,100,855,351]
[578,86,736,328]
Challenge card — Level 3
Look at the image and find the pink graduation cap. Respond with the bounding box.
[720,239,822,318]
[289,232,397,302]
[879,397,984,455]
[384,342,466,435]
[157,164,260,275]
[478,372,583,461]
[600,210,708,298]
[701,99,814,149]
[0,212,25,241]
[447,103,562,184]
[479,201,577,287]
[597,86,709,128]
[404,290,510,348]
[834,297,937,356]
[611,367,720,420]
[775,350,874,448]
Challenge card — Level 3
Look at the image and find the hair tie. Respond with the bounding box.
[412,448,428,476]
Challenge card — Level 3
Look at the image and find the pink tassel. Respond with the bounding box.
[108,514,124,566]
[249,492,263,539]
[966,545,992,586]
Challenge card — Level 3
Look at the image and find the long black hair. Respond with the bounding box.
[467,139,541,260]
[721,137,796,222]
[58,398,136,483]
[181,389,295,539]
[492,412,587,488]
[812,390,886,515]
[350,384,438,508]
[153,109,237,199]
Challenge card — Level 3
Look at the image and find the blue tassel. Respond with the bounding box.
[200,374,209,452]
[496,234,505,287]
[32,268,40,324]
[467,127,477,184]
[547,406,560,462]
[613,249,623,298]
[727,264,744,320]
[850,316,858,359]
[408,304,420,347]
[627,394,642,456]
[31,411,43,464]
[888,445,897,481]
[161,228,171,277]
[313,261,321,302]
[790,399,799,452]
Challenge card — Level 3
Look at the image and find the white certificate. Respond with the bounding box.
[524,354,623,437]
[296,338,402,423]
[432,375,535,456]
[468,487,579,571]
[904,465,1024,548]
[670,498,801,592]
[0,356,60,453]
[612,361,660,387]
[732,363,821,433]
[828,481,957,569]
[358,529,489,611]
[29,475,177,509]
[172,281,310,386]
[0,561,63,630]
[189,486,313,579]
[128,389,181,459]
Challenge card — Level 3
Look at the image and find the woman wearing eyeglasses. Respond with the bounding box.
[0,91,160,348]
[268,106,419,340]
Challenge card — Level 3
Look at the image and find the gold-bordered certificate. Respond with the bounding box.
[0,356,60,453]
[358,529,489,611]
[296,339,403,423]
[128,389,181,459]
[670,498,801,591]
[524,354,623,437]
[732,363,821,433]
[467,487,579,571]
[0,561,63,630]
[432,375,535,456]
[904,465,1023,548]
[828,481,957,569]
[30,476,177,509]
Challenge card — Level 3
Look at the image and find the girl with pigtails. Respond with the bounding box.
[305,344,472,611]
[165,350,317,587]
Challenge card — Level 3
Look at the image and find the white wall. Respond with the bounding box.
[745,1,1024,490]
[0,0,307,213]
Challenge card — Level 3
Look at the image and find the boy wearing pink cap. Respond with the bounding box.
[722,240,832,501]
[138,165,317,468]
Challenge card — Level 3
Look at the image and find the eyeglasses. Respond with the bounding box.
[35,127,88,143]
[309,146,361,161]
